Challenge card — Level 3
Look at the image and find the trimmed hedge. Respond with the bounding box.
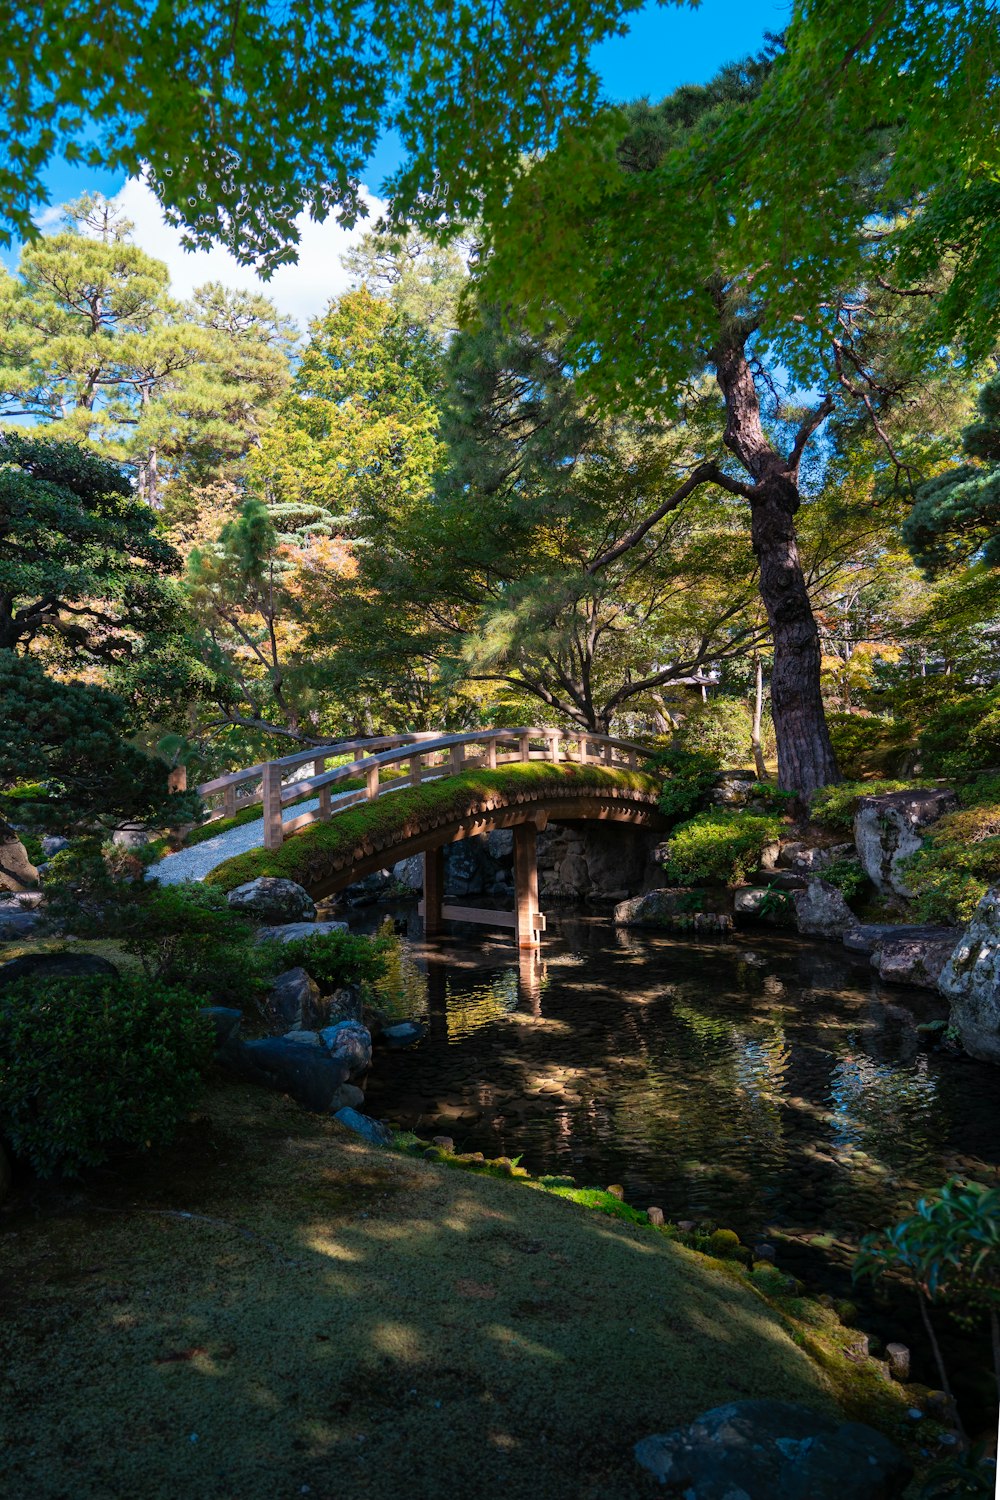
[204,763,660,892]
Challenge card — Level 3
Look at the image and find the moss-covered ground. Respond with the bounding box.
[204,762,660,894]
[1,1078,851,1500]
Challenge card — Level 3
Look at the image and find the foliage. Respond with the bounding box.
[905,374,1000,575]
[824,712,905,781]
[204,762,658,891]
[657,808,784,887]
[899,803,1000,925]
[809,780,923,833]
[0,656,200,835]
[650,747,719,821]
[0,973,212,1177]
[673,695,774,769]
[917,687,1000,781]
[913,1446,997,1500]
[820,857,869,903]
[0,0,668,270]
[264,924,402,1006]
[855,1179,1000,1426]
[45,860,270,1002]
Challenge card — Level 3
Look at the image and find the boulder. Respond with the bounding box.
[614,889,691,927]
[0,950,119,988]
[233,1035,352,1111]
[320,1019,372,1077]
[634,1399,911,1499]
[0,828,38,893]
[854,787,957,896]
[333,1107,393,1146]
[342,869,393,906]
[199,1005,243,1051]
[40,835,69,859]
[940,884,1000,1061]
[255,919,348,945]
[324,984,364,1024]
[0,908,43,940]
[710,772,759,807]
[793,878,859,940]
[779,841,852,873]
[266,967,323,1031]
[873,933,960,990]
[111,821,149,849]
[381,1020,426,1047]
[329,1082,365,1112]
[734,886,790,922]
[228,876,316,924]
[391,854,423,891]
[844,923,949,956]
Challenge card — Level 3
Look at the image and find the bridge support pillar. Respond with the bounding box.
[422,847,444,937]
[513,823,543,948]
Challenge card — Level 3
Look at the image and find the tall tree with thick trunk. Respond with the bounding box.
[483,48,969,793]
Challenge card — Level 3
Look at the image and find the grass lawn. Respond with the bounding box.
[1,1079,848,1500]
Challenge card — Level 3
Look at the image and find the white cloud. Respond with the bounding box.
[111,178,388,331]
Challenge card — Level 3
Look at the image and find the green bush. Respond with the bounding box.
[824,711,906,779]
[266,926,393,998]
[0,974,213,1177]
[821,855,870,902]
[918,686,1000,780]
[658,808,784,886]
[899,803,1000,924]
[809,779,926,832]
[649,747,718,820]
[672,694,774,768]
[47,864,273,1004]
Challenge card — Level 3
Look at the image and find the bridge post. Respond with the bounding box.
[315,757,331,818]
[421,846,444,937]
[262,762,283,850]
[513,823,543,948]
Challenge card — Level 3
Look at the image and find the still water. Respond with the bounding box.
[361,911,1000,1259]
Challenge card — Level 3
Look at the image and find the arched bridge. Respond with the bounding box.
[196,728,663,946]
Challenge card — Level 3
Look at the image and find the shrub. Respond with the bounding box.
[648,747,718,820]
[821,856,870,902]
[658,808,784,886]
[899,805,1000,925]
[809,779,927,832]
[918,686,1000,780]
[672,694,774,768]
[266,926,393,998]
[824,711,906,779]
[0,974,213,1177]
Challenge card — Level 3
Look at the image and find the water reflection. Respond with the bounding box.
[362,913,1000,1250]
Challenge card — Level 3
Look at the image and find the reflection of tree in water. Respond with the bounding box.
[829,1048,940,1167]
[443,967,521,1041]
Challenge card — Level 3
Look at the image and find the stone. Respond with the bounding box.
[710,773,759,807]
[854,787,958,896]
[634,1399,911,1499]
[885,1343,910,1382]
[227,876,316,924]
[647,1207,665,1226]
[873,934,959,990]
[342,869,392,906]
[328,1082,365,1112]
[255,919,348,945]
[320,1019,372,1077]
[940,884,1000,1061]
[266,967,324,1031]
[432,1135,455,1152]
[753,1243,776,1263]
[486,828,513,861]
[111,821,149,849]
[614,889,690,927]
[40,835,69,858]
[380,1020,426,1047]
[333,1107,393,1146]
[0,950,119,989]
[793,878,859,940]
[325,984,364,1024]
[779,841,852,873]
[844,923,951,956]
[0,828,38,893]
[391,855,423,891]
[0,908,42,940]
[199,1005,243,1050]
[233,1035,352,1111]
[0,1140,11,1204]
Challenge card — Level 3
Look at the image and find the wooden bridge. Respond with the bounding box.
[193,727,661,947]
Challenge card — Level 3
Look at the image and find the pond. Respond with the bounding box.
[356,907,1000,1417]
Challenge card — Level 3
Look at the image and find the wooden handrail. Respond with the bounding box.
[194,726,652,850]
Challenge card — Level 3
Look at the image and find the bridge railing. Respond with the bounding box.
[195,727,650,852]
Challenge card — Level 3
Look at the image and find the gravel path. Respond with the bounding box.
[148,798,324,885]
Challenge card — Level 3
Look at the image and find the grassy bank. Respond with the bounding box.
[2,1079,854,1500]
[204,762,660,894]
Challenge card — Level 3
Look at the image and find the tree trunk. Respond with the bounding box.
[751,653,768,780]
[750,474,840,794]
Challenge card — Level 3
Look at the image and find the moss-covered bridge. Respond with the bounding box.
[191,728,663,946]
